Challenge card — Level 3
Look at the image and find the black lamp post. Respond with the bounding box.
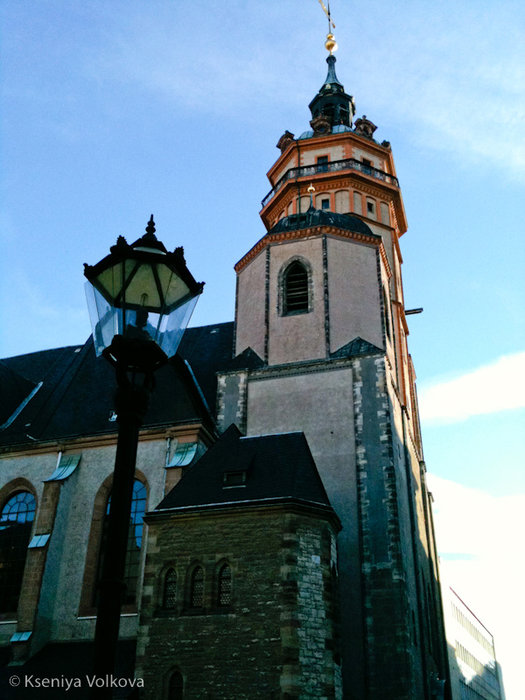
[84,216,203,697]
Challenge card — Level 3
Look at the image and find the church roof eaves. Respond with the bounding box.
[235,220,382,274]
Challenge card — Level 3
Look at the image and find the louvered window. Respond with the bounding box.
[284,262,309,315]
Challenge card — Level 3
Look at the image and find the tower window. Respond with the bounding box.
[366,199,376,218]
[163,568,177,609]
[321,198,330,210]
[283,261,309,315]
[217,564,232,607]
[168,670,183,700]
[316,155,329,172]
[0,491,36,613]
[190,566,204,608]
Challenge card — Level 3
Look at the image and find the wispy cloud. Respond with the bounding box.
[418,352,525,424]
[428,474,525,697]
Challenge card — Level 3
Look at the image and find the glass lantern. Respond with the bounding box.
[84,217,203,370]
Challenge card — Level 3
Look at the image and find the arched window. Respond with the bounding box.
[190,566,204,608]
[284,261,309,315]
[94,479,147,606]
[217,564,232,607]
[168,670,183,700]
[163,568,177,610]
[0,491,36,613]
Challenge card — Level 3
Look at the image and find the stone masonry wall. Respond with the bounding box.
[136,505,339,699]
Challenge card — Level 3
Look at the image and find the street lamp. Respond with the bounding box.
[84,216,203,697]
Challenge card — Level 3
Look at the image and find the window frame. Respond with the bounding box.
[278,257,313,317]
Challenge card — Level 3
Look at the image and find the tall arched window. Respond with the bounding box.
[163,568,177,610]
[217,564,232,607]
[284,261,309,315]
[190,566,204,608]
[94,479,147,606]
[168,670,183,700]
[0,491,36,613]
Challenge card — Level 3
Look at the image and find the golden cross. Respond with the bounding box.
[318,0,336,30]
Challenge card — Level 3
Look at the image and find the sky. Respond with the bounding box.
[1,0,524,696]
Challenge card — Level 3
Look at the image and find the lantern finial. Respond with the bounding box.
[145,215,156,236]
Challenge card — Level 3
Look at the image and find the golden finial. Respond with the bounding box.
[318,1,338,54]
[307,183,316,194]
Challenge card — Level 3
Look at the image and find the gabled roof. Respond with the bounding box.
[0,322,235,448]
[330,337,383,359]
[220,346,265,372]
[155,425,339,527]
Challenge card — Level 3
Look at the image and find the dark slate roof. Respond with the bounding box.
[155,424,338,525]
[0,322,235,448]
[220,346,265,372]
[330,337,383,359]
[268,207,377,237]
[0,361,38,426]
[178,322,234,412]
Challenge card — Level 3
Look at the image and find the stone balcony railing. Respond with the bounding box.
[261,157,399,209]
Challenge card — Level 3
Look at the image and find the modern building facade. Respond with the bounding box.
[1,44,452,699]
[444,587,505,700]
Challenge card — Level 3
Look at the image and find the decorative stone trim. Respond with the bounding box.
[276,255,314,317]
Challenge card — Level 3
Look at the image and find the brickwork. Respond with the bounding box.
[136,505,340,699]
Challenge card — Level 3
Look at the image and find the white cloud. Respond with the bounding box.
[418,352,525,424]
[428,474,525,699]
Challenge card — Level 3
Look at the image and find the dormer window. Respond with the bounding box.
[223,471,247,488]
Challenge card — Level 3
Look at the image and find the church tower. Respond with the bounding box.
[219,34,449,700]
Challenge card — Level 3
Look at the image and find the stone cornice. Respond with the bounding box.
[0,422,213,459]
[235,225,391,276]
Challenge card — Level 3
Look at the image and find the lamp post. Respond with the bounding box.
[84,216,203,697]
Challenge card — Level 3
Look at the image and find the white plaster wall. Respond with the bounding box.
[352,147,385,171]
[327,237,383,353]
[268,237,326,365]
[44,438,168,642]
[301,145,344,166]
[246,368,356,517]
[235,251,267,359]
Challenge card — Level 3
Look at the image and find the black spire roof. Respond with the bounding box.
[308,54,355,132]
[268,206,377,238]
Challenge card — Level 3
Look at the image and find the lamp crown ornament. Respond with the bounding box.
[84,216,204,371]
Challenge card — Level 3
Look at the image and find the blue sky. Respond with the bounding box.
[1,1,524,696]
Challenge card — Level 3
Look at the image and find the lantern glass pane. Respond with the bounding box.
[85,281,120,356]
[123,263,162,310]
[154,293,199,357]
[85,281,199,358]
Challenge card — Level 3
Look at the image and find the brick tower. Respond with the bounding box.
[219,41,450,699]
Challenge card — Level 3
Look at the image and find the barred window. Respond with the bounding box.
[284,261,309,315]
[190,566,204,608]
[0,491,36,613]
[217,564,232,607]
[163,568,177,609]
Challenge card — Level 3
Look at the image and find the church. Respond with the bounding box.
[0,31,449,700]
